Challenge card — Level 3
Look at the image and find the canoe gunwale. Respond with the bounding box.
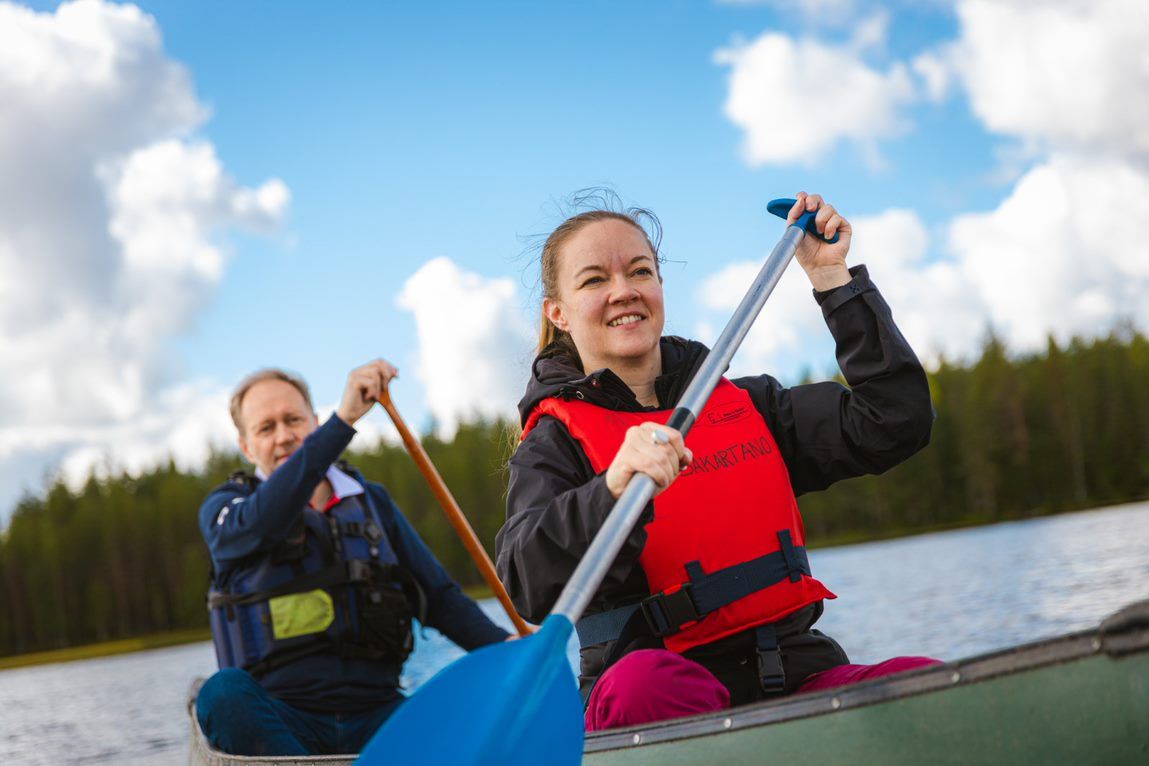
[584,600,1149,753]
[186,600,1149,763]
[186,679,356,766]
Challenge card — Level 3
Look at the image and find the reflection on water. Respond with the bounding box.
[0,642,218,765]
[1,502,1147,764]
[810,502,1149,664]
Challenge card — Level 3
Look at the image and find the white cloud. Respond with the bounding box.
[911,51,951,103]
[696,209,988,376]
[714,24,915,167]
[941,0,1149,159]
[948,155,1149,351]
[701,0,1149,378]
[904,0,1149,356]
[697,259,823,376]
[845,208,989,365]
[397,258,534,438]
[697,157,1149,377]
[55,383,235,486]
[315,402,400,453]
[0,1,288,519]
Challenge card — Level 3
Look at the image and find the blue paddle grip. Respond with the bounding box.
[767,198,840,244]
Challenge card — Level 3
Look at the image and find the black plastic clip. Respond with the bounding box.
[755,625,786,694]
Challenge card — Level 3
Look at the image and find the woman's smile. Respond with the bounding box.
[544,218,666,378]
[607,312,646,327]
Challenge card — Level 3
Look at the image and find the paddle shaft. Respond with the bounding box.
[376,390,532,637]
[551,223,808,623]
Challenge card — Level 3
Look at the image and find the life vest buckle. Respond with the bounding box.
[755,625,786,694]
[347,560,372,583]
[363,520,384,544]
[640,585,702,638]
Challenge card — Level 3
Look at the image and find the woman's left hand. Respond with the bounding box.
[788,192,852,292]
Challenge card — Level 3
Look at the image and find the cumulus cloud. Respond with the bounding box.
[697,170,1149,376]
[916,0,1149,354]
[714,22,915,167]
[843,208,992,364]
[703,0,1149,376]
[0,1,288,520]
[696,208,989,376]
[942,0,1149,159]
[948,156,1149,351]
[911,51,951,103]
[697,259,827,377]
[397,258,534,438]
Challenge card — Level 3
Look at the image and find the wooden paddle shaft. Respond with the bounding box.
[377,390,531,637]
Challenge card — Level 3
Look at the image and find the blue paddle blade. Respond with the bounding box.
[355,615,584,766]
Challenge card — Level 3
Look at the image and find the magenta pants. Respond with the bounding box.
[585,648,941,731]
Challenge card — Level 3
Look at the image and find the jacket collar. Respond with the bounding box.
[254,463,365,498]
[517,336,712,426]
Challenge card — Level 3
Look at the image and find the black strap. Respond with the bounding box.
[208,560,381,610]
[576,604,642,647]
[337,520,385,544]
[576,537,812,646]
[754,624,785,693]
[777,529,803,583]
[245,639,331,680]
[388,563,429,628]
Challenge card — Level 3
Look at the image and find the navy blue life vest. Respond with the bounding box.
[207,471,426,678]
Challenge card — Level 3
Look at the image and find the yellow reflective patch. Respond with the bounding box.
[269,589,335,640]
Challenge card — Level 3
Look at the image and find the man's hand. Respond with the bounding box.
[336,359,399,426]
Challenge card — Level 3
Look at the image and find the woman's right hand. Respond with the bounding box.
[604,423,693,499]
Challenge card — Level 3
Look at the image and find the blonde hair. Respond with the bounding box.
[229,368,314,431]
[537,206,662,365]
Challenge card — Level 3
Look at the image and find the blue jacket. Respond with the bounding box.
[200,415,508,713]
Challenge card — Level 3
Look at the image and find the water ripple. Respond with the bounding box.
[1,502,1146,764]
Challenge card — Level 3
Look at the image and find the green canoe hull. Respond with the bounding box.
[188,601,1149,765]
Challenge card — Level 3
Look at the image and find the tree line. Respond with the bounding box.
[2,329,1147,657]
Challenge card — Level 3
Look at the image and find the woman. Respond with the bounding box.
[495,193,939,731]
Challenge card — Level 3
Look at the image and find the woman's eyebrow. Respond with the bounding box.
[574,264,606,278]
[574,255,653,278]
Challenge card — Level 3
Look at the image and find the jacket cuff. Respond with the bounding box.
[312,413,357,456]
[814,264,872,317]
[584,473,618,522]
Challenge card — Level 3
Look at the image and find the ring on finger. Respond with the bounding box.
[650,429,669,447]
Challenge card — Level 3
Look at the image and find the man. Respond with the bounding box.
[196,360,509,756]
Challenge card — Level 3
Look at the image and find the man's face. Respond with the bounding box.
[237,379,319,477]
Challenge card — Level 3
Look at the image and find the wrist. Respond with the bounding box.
[334,407,358,427]
[807,265,851,292]
[604,468,624,500]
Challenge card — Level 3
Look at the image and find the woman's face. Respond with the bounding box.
[545,218,665,373]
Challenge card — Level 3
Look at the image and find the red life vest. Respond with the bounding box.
[522,378,835,654]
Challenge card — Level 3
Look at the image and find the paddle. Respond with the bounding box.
[355,198,835,766]
[376,385,532,637]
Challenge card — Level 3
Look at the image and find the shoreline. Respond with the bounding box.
[2,501,1144,672]
[0,627,213,672]
[807,498,1149,550]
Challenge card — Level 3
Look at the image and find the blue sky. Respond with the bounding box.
[154,0,985,389]
[1,0,1146,522]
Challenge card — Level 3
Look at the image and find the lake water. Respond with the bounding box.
[2,502,1147,764]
